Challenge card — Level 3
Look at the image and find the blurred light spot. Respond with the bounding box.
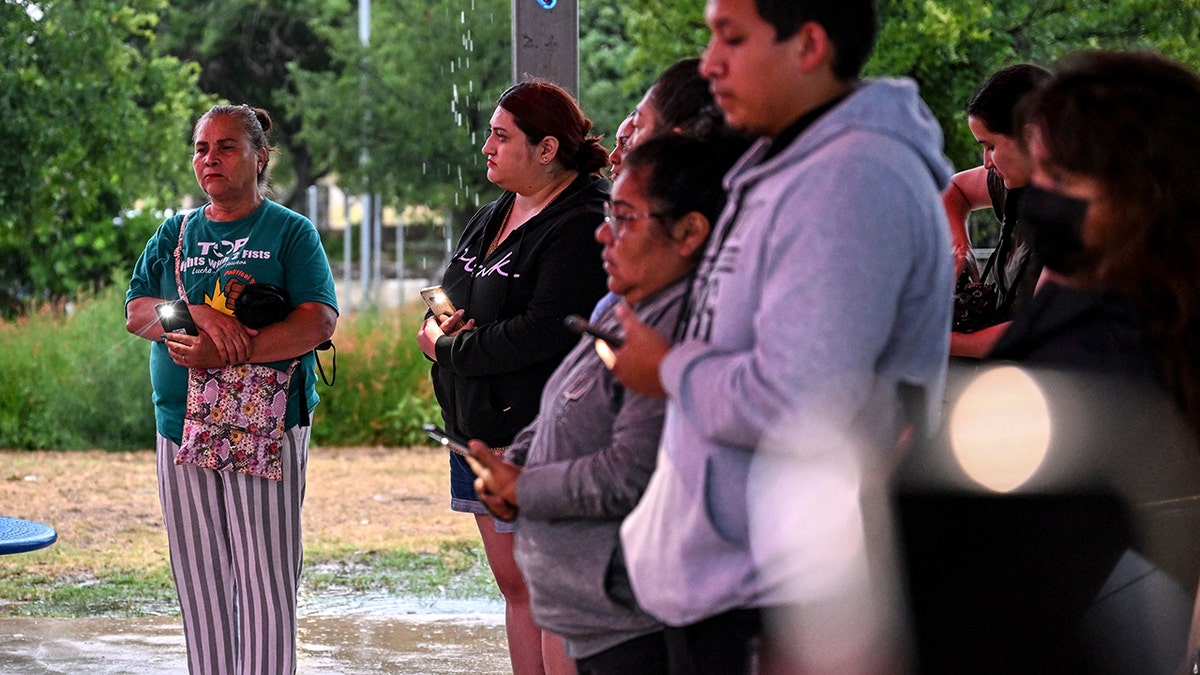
[949,365,1051,492]
[594,340,615,369]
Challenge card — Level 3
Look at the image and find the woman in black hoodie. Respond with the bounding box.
[417,80,610,674]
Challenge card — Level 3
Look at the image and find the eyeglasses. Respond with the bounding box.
[602,202,667,239]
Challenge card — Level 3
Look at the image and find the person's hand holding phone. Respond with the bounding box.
[156,300,249,368]
[468,439,521,522]
[609,302,670,398]
[417,309,475,361]
[438,308,474,336]
[162,329,227,370]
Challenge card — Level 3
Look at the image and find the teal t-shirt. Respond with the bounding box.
[125,200,339,443]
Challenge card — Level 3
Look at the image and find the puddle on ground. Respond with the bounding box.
[0,595,509,674]
[298,587,504,617]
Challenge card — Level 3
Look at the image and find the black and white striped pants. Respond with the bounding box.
[156,427,309,675]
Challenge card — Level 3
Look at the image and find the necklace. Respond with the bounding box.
[485,174,575,257]
[486,199,516,258]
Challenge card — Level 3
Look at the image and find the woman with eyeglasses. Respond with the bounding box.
[467,132,751,674]
[416,80,610,675]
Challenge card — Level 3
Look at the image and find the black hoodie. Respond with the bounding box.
[431,173,609,446]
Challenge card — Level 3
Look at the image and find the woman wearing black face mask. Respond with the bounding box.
[971,51,1200,671]
[992,52,1200,401]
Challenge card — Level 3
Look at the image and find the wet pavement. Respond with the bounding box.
[0,597,509,674]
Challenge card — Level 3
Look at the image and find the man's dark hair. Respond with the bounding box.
[966,64,1051,136]
[755,0,877,79]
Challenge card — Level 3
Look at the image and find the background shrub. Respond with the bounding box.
[0,286,439,451]
[310,306,444,448]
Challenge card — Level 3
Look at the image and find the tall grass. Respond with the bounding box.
[0,286,440,450]
[310,305,443,448]
[0,287,153,450]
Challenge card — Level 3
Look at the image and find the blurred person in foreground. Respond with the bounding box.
[417,80,610,675]
[607,0,954,671]
[125,104,338,674]
[898,51,1200,674]
[999,50,1200,673]
[469,132,751,675]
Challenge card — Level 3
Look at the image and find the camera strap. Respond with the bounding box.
[314,340,335,387]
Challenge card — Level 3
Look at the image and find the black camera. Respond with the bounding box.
[233,283,291,329]
[234,282,333,362]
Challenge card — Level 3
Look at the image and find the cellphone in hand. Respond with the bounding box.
[156,300,198,336]
[564,314,624,349]
[424,423,472,456]
[420,285,457,319]
[424,424,492,474]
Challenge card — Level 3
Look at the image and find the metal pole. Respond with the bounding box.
[359,194,372,307]
[359,0,375,308]
[307,185,319,228]
[395,209,406,307]
[511,0,578,96]
[343,194,352,306]
[373,192,383,303]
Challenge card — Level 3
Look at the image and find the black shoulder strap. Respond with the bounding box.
[314,341,335,386]
[986,167,1006,221]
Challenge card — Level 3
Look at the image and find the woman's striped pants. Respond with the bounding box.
[156,427,309,675]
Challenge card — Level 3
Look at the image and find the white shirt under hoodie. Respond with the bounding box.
[619,77,955,626]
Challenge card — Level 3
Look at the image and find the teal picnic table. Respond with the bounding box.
[0,516,57,555]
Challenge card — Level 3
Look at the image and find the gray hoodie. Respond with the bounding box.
[620,77,955,626]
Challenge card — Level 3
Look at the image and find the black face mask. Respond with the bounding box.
[1019,185,1090,275]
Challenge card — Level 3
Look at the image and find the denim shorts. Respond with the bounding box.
[448,451,515,534]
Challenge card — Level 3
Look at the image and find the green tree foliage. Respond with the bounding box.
[579,2,638,145]
[582,1,710,143]
[289,0,640,227]
[289,0,511,224]
[622,0,709,84]
[618,0,1200,176]
[154,0,348,212]
[872,0,1200,181]
[0,0,210,313]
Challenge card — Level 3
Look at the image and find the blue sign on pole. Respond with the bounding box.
[537,0,557,8]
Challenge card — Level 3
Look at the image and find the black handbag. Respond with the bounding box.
[952,249,1001,334]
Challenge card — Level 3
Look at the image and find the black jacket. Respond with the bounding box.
[989,283,1200,585]
[431,173,609,446]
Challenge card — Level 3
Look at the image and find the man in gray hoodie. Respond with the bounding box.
[610,0,954,671]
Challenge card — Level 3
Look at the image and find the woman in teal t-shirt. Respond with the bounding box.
[125,104,337,675]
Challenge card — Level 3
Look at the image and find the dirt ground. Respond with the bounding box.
[0,446,480,575]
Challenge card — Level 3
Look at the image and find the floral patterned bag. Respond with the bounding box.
[170,211,297,481]
[177,362,296,481]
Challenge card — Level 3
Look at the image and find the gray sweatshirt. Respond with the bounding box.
[620,77,955,626]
